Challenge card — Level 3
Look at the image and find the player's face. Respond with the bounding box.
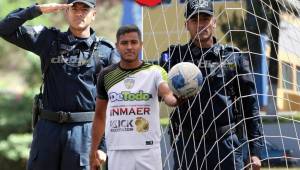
[65,3,96,32]
[117,32,142,63]
[186,13,216,45]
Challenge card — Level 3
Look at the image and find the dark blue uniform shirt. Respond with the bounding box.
[0,5,120,112]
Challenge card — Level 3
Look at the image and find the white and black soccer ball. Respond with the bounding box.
[168,62,203,98]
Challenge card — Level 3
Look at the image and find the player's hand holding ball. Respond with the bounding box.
[168,62,203,99]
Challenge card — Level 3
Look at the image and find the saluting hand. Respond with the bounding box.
[37,3,73,14]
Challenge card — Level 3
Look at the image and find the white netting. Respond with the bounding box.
[142,0,300,169]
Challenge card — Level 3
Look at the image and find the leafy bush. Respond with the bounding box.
[0,134,32,170]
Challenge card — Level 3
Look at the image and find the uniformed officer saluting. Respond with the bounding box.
[0,0,119,170]
[160,0,263,170]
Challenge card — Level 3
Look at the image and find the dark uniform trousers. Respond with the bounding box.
[173,133,244,170]
[27,120,92,170]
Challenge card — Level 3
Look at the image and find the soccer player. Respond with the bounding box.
[160,0,263,170]
[90,25,179,170]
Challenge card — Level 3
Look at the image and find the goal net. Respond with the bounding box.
[142,0,300,169]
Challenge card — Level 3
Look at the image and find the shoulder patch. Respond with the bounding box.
[32,25,45,34]
[161,52,170,63]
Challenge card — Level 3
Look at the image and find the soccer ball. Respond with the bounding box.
[168,62,203,98]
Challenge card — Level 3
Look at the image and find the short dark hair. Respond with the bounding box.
[116,25,141,41]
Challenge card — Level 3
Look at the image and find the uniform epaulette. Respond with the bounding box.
[97,36,115,49]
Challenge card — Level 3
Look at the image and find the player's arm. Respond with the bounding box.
[90,98,107,170]
[90,69,109,169]
[155,65,178,107]
[0,3,71,53]
[158,82,178,107]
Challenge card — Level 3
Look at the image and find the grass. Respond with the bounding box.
[262,168,299,170]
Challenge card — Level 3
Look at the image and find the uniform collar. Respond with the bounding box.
[66,28,97,48]
[188,37,221,58]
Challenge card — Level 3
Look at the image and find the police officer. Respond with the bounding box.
[0,0,119,170]
[160,0,263,169]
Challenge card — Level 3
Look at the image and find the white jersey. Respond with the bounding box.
[97,62,168,150]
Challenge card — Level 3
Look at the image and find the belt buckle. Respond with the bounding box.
[58,111,70,123]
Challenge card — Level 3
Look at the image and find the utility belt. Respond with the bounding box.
[181,124,236,140]
[39,109,95,123]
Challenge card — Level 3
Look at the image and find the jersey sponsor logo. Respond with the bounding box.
[51,52,93,66]
[110,119,134,132]
[109,91,152,102]
[135,117,149,133]
[110,106,150,116]
[124,78,135,89]
[109,117,150,133]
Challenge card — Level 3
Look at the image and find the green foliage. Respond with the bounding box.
[24,52,42,87]
[0,134,32,161]
[0,92,33,139]
[0,92,33,170]
[0,134,31,170]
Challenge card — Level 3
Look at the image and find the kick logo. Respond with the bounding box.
[110,119,134,132]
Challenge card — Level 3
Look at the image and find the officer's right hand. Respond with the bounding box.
[37,3,73,14]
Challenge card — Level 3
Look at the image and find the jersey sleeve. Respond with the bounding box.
[97,70,108,100]
[154,65,168,88]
